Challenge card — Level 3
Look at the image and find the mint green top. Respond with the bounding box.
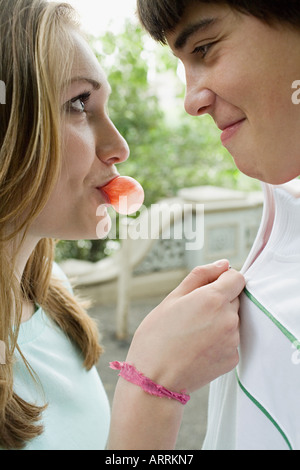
[5,264,111,450]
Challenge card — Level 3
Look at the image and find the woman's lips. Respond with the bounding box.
[100,176,145,215]
[220,119,246,145]
[98,188,111,205]
[97,176,120,204]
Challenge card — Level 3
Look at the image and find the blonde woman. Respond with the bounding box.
[0,0,244,450]
[137,0,300,451]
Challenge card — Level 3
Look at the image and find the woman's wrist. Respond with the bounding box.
[108,374,184,450]
[110,361,191,405]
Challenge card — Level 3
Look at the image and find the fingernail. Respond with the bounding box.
[213,259,229,268]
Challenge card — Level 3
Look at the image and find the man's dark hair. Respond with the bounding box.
[137,0,300,44]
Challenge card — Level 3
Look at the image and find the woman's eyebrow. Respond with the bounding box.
[69,76,102,90]
[174,17,218,50]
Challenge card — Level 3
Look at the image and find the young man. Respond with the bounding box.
[137,0,300,450]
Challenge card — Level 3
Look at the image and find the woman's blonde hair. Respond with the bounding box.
[0,0,102,449]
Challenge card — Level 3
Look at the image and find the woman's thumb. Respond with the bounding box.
[171,260,230,297]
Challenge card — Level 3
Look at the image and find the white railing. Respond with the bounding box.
[60,186,263,339]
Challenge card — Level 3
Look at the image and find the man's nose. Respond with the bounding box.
[184,68,215,116]
[184,85,215,117]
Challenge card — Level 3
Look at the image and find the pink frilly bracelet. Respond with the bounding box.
[109,361,190,405]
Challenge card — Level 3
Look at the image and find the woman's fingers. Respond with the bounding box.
[170,259,231,297]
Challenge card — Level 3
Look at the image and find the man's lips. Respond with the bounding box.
[218,118,246,132]
[218,118,246,144]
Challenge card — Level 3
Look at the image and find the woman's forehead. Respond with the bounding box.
[70,32,108,88]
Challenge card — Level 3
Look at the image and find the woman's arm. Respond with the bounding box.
[108,378,184,450]
[108,261,245,449]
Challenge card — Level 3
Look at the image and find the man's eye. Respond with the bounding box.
[192,43,213,59]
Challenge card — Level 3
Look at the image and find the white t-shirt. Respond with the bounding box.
[203,180,300,450]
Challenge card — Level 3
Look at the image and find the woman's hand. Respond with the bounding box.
[108,260,245,449]
[126,259,245,394]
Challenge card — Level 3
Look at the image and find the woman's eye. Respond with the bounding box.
[66,92,91,113]
[71,98,86,112]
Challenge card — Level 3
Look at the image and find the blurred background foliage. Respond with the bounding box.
[55,21,259,263]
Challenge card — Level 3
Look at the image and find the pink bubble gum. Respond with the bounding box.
[101,176,144,215]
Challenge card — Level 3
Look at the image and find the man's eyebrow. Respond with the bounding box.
[69,76,102,90]
[174,17,217,50]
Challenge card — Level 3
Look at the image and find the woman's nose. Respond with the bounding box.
[97,118,130,165]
